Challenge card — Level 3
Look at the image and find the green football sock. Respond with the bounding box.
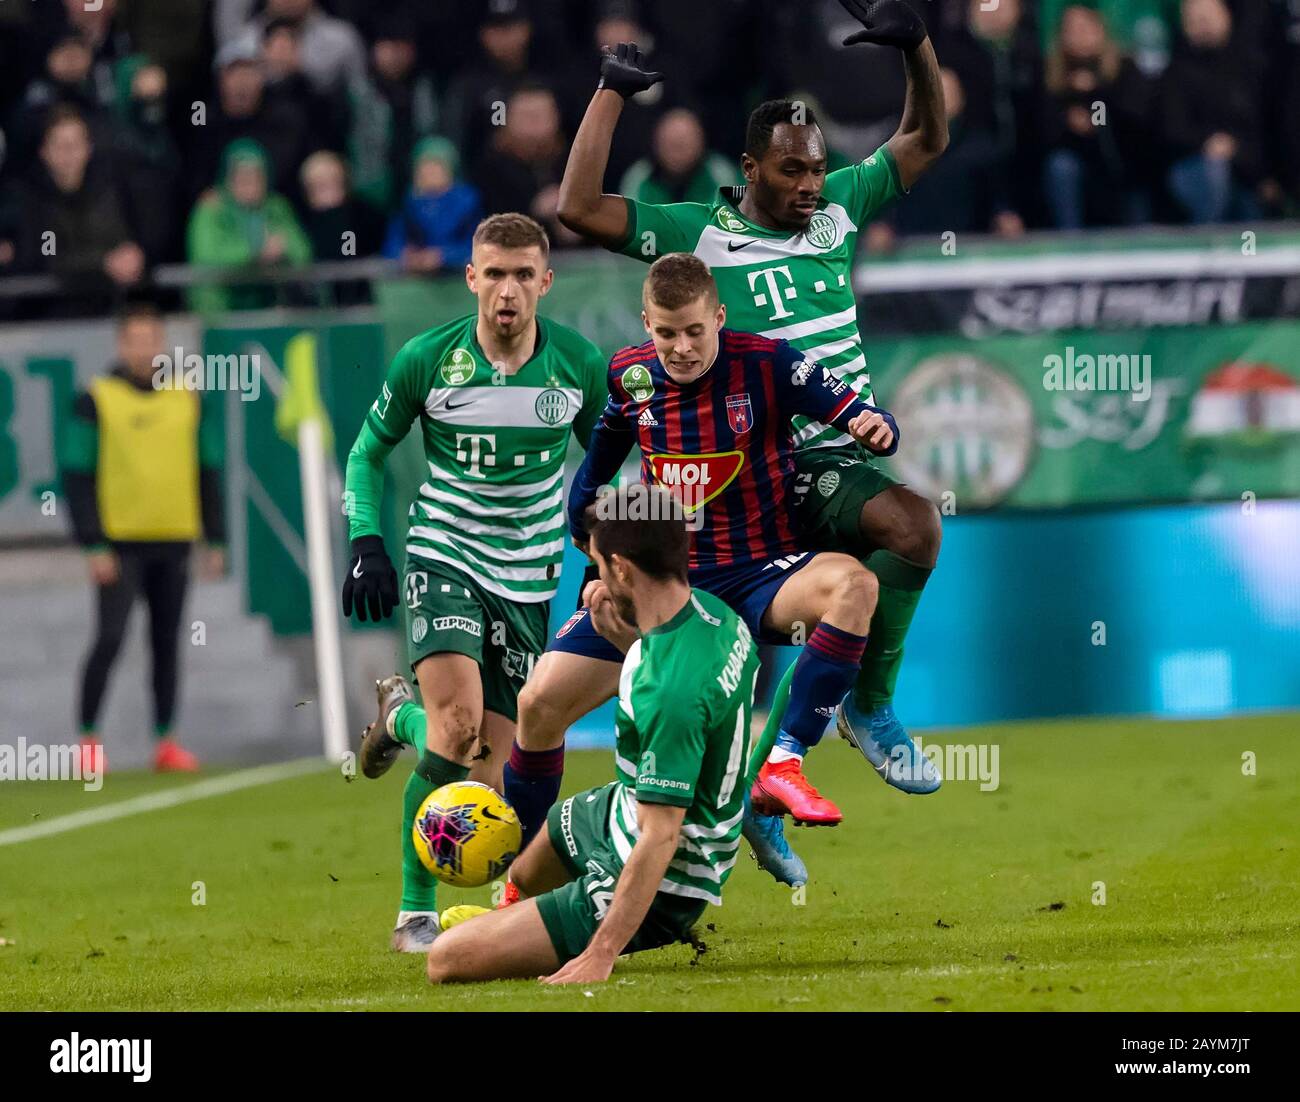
[399,748,469,913]
[752,551,933,768]
[852,550,932,712]
[748,660,794,786]
[391,701,425,752]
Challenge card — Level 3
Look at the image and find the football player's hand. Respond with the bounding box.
[597,42,664,99]
[836,0,927,50]
[540,946,616,985]
[342,535,399,621]
[87,549,120,587]
[848,409,896,453]
[584,580,637,653]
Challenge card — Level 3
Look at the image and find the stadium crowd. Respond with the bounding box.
[0,0,1297,316]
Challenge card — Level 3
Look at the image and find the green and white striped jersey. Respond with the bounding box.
[615,144,903,450]
[364,314,607,603]
[608,589,760,907]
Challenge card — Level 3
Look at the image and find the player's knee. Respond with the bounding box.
[427,701,480,761]
[840,564,878,616]
[425,939,456,984]
[509,860,540,898]
[890,495,942,567]
[516,678,564,749]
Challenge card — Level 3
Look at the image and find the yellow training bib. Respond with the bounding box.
[91,376,201,542]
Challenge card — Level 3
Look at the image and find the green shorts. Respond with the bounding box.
[401,558,548,722]
[536,782,706,964]
[792,444,900,550]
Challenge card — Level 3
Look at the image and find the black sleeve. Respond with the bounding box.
[199,468,226,545]
[62,391,105,548]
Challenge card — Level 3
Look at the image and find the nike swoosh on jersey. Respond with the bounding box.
[726,240,755,252]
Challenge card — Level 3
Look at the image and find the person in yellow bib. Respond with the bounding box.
[61,302,226,773]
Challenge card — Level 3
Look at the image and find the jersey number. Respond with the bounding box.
[717,704,751,810]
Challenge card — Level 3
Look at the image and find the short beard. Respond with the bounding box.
[613,592,637,627]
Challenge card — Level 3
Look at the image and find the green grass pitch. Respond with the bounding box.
[1,714,1296,1011]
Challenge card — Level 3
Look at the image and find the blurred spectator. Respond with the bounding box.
[1161,0,1263,223]
[186,138,312,312]
[110,56,184,265]
[474,84,576,245]
[445,0,553,170]
[8,106,145,315]
[1041,5,1157,229]
[261,16,347,152]
[937,0,1047,226]
[1038,0,1179,75]
[185,44,313,205]
[8,32,113,167]
[882,67,1024,241]
[300,150,385,304]
[53,0,135,94]
[346,13,440,212]
[639,0,760,154]
[223,0,367,96]
[383,138,481,274]
[587,2,673,188]
[760,0,907,162]
[114,0,210,106]
[619,108,739,205]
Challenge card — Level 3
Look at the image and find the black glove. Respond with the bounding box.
[342,535,398,622]
[597,41,664,99]
[837,0,927,50]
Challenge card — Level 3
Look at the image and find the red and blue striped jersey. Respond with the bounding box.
[569,328,897,568]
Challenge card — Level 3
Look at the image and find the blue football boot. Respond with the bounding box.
[836,698,941,794]
[741,792,809,887]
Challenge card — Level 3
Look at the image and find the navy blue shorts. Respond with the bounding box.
[546,552,813,663]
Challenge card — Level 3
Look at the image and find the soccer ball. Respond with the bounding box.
[411,781,522,887]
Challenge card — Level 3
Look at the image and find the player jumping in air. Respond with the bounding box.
[547,0,950,876]
[504,253,900,889]
[425,485,760,985]
[339,213,608,952]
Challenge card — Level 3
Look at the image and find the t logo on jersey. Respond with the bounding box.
[649,451,744,513]
[748,265,797,321]
[725,393,752,434]
[455,432,497,478]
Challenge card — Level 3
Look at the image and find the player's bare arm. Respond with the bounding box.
[542,800,687,985]
[556,42,663,246]
[837,0,949,190]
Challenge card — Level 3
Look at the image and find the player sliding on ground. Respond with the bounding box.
[339,213,608,952]
[552,0,950,876]
[504,253,900,890]
[425,485,760,984]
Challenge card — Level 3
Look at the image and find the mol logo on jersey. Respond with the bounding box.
[649,451,744,513]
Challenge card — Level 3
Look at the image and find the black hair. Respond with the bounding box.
[744,98,821,160]
[584,486,689,583]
